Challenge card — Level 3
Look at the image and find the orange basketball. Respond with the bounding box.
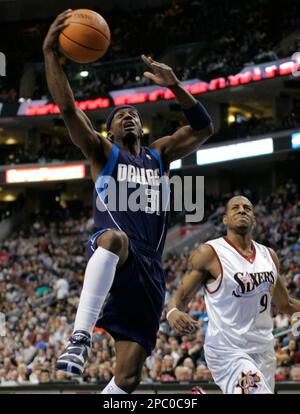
[59,9,111,64]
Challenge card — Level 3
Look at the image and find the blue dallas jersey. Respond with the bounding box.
[92,143,170,255]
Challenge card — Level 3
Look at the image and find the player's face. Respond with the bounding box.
[223,196,256,234]
[109,109,143,144]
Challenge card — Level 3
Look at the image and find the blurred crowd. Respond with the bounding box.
[1,0,299,171]
[0,133,83,166]
[212,112,300,144]
[0,0,299,102]
[1,179,300,387]
[2,107,300,167]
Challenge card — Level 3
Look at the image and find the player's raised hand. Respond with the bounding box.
[141,55,180,87]
[167,309,198,336]
[43,9,72,53]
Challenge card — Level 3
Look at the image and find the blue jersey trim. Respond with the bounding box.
[95,143,119,205]
[96,144,119,182]
[145,147,164,177]
[145,147,170,253]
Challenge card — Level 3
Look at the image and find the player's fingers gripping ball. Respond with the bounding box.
[59,9,111,63]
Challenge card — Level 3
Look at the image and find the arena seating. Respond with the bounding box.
[0,0,299,102]
[1,179,300,385]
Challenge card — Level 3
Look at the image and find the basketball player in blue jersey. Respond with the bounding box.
[43,11,213,394]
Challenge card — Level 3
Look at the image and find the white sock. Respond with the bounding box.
[73,246,119,335]
[101,377,128,394]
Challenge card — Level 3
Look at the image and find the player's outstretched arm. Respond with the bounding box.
[269,248,300,315]
[43,10,110,168]
[166,245,214,335]
[141,55,213,165]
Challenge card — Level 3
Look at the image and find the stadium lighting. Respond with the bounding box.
[1,194,16,202]
[18,56,300,117]
[228,115,235,124]
[291,132,300,149]
[5,138,17,145]
[197,138,274,166]
[5,164,86,184]
[170,159,182,170]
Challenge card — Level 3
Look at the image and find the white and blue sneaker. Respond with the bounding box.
[55,330,91,376]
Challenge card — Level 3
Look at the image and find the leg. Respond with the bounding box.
[102,341,147,394]
[56,230,129,375]
[115,341,147,393]
[74,229,129,334]
[251,347,276,393]
[232,358,273,394]
[205,346,273,394]
[96,229,129,268]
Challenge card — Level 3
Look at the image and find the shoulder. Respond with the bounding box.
[253,241,280,273]
[95,131,110,145]
[203,237,225,251]
[145,144,169,174]
[93,131,113,158]
[149,135,171,156]
[149,137,174,172]
[254,240,277,261]
[188,243,217,269]
[251,240,280,271]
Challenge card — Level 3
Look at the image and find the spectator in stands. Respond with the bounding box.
[1,180,300,386]
[293,274,300,299]
[40,369,51,383]
[193,364,213,382]
[53,370,67,382]
[28,362,41,384]
[175,366,193,382]
[54,277,69,301]
[169,338,181,366]
[275,313,290,330]
[289,365,300,381]
[17,363,28,383]
[160,355,176,382]
[275,367,289,382]
[287,339,300,366]
[1,0,300,107]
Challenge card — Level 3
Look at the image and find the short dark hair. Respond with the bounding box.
[106,105,142,131]
[225,196,253,213]
[41,369,50,375]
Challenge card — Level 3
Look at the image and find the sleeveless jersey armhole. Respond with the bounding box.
[145,147,164,177]
[95,144,119,188]
[204,243,224,294]
[266,246,279,274]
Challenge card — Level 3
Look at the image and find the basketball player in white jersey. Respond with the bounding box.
[167,195,300,394]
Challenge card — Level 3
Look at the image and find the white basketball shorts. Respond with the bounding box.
[204,343,276,394]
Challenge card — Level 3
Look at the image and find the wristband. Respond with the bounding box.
[166,307,178,320]
[183,101,212,131]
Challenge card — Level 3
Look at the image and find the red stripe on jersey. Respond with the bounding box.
[223,236,256,264]
[204,243,223,294]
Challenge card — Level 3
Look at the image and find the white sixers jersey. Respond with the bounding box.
[203,237,278,353]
